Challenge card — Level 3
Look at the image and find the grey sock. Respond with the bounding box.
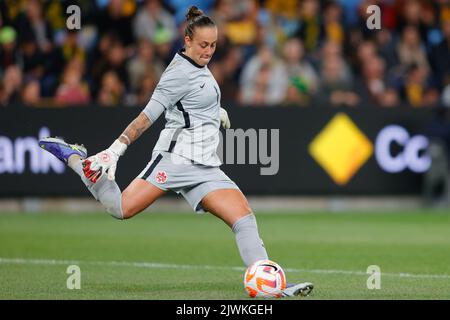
[69,158,123,219]
[232,213,268,267]
[68,158,96,194]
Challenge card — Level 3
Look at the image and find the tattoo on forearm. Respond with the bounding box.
[120,134,131,145]
[119,112,151,145]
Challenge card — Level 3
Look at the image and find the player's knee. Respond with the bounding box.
[121,202,138,219]
[121,193,155,219]
[121,194,138,219]
[232,200,252,224]
[240,197,252,216]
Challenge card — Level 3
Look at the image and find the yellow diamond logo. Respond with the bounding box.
[309,113,373,186]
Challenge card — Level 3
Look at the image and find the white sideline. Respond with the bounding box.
[1,257,450,280]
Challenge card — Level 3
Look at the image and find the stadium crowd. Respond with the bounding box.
[0,0,450,108]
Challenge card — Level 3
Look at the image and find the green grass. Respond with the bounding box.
[0,210,449,299]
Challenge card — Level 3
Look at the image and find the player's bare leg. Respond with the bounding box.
[201,189,251,227]
[121,179,166,219]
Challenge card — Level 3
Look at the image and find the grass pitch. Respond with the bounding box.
[0,210,449,300]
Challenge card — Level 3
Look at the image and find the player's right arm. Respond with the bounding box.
[83,112,154,183]
[84,61,188,183]
[83,89,169,183]
[82,72,178,183]
[118,112,152,146]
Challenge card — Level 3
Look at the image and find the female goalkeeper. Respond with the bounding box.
[39,6,313,297]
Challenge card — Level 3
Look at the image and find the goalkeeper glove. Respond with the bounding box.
[220,107,231,129]
[82,139,127,183]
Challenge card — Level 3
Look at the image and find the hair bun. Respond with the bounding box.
[186,6,204,22]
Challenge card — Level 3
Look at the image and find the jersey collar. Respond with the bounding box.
[178,48,205,69]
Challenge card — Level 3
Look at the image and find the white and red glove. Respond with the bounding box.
[82,139,127,183]
[220,107,231,129]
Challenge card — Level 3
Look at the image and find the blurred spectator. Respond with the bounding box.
[0,26,19,69]
[322,0,344,45]
[318,40,359,106]
[20,36,45,80]
[90,32,116,82]
[44,0,67,31]
[343,26,363,67]
[431,19,450,89]
[293,0,322,53]
[317,40,358,107]
[153,27,176,65]
[21,79,42,106]
[353,39,377,76]
[210,0,232,29]
[396,25,430,73]
[60,30,86,65]
[222,0,260,48]
[14,0,65,96]
[420,2,442,49]
[133,70,159,106]
[0,0,25,26]
[263,0,300,49]
[320,55,358,107]
[396,0,429,42]
[92,38,129,98]
[127,39,165,94]
[239,45,288,106]
[209,63,226,92]
[400,64,438,108]
[106,42,128,83]
[354,55,392,107]
[0,65,23,106]
[210,45,243,104]
[96,0,136,46]
[374,29,398,71]
[15,0,53,54]
[55,58,91,106]
[265,0,298,21]
[281,38,319,106]
[97,70,125,106]
[133,0,176,45]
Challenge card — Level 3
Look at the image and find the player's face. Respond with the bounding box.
[185,26,218,66]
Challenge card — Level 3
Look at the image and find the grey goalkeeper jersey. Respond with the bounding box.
[143,49,222,167]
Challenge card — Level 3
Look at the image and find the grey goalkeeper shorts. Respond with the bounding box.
[138,151,239,213]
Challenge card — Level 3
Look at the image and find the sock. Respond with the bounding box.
[68,156,123,219]
[232,213,268,267]
[68,156,96,195]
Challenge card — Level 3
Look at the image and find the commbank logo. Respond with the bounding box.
[308,113,430,186]
[309,113,373,186]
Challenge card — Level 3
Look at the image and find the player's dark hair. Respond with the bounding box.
[184,6,215,39]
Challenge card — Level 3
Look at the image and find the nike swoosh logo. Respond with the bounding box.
[200,83,205,88]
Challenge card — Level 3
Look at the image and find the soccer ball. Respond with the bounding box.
[244,259,286,298]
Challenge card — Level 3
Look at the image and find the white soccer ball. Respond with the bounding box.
[243,259,286,298]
